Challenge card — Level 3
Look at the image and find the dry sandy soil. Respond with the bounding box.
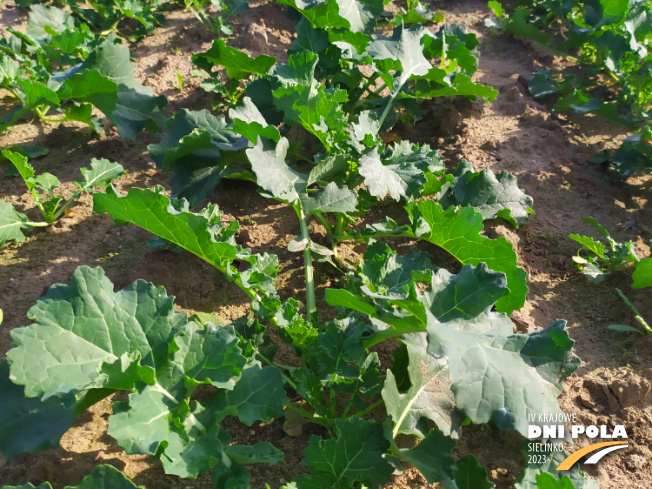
[0,0,651,488]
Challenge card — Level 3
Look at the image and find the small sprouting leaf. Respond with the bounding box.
[75,158,125,191]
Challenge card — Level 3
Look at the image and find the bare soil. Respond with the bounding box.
[0,1,651,488]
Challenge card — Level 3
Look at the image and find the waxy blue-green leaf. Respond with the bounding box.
[383,334,458,438]
[426,316,579,436]
[298,418,394,488]
[359,141,443,202]
[72,39,167,138]
[437,159,534,227]
[149,109,250,202]
[515,443,599,489]
[7,266,187,400]
[0,361,75,458]
[229,96,280,143]
[206,364,288,425]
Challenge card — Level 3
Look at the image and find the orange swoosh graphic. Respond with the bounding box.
[557,442,628,470]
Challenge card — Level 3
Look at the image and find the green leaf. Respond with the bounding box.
[148,109,249,202]
[0,200,30,245]
[229,97,280,143]
[451,454,494,489]
[607,324,643,333]
[405,200,527,314]
[399,429,456,483]
[632,257,652,289]
[207,364,288,425]
[272,52,349,148]
[72,39,167,139]
[225,442,284,464]
[581,262,607,284]
[2,464,142,489]
[383,334,459,437]
[275,0,349,30]
[93,186,279,305]
[569,234,606,259]
[528,71,561,99]
[246,137,307,204]
[0,361,75,458]
[611,125,652,178]
[75,158,125,190]
[502,8,550,44]
[66,464,142,489]
[298,418,394,488]
[358,143,439,202]
[426,316,579,436]
[366,24,433,85]
[437,159,534,227]
[193,39,275,80]
[109,385,225,477]
[334,0,383,33]
[300,182,357,216]
[7,266,187,399]
[487,1,504,18]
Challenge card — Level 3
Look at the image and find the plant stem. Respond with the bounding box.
[256,349,299,391]
[51,193,81,222]
[334,213,346,238]
[313,213,335,243]
[25,221,50,227]
[363,323,424,349]
[350,398,384,419]
[285,402,333,429]
[298,208,317,321]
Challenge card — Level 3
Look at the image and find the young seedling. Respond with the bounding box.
[569,217,639,284]
[609,289,652,337]
[0,150,124,245]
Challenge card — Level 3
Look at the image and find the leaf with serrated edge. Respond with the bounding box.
[438,159,533,227]
[298,418,394,488]
[93,186,279,302]
[7,266,187,400]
